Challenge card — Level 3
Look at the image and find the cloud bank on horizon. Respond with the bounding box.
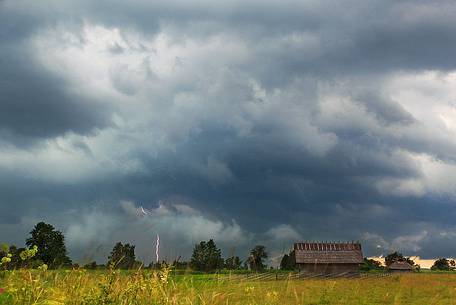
[1,0,456,264]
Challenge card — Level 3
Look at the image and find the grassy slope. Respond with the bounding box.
[1,270,456,304]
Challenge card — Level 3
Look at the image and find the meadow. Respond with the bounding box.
[1,269,456,305]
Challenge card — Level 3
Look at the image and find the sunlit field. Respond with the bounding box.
[1,269,456,305]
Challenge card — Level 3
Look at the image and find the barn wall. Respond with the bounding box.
[389,269,413,273]
[296,263,360,274]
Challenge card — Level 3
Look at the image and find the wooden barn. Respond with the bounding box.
[293,241,363,274]
[388,261,413,272]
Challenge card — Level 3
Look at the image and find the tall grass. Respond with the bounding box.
[1,269,456,304]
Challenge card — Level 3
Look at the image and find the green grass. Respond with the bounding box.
[1,269,456,304]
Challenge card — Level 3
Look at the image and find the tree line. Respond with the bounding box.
[0,222,269,271]
[2,222,455,272]
[362,252,456,271]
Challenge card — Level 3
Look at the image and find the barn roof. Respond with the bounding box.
[388,261,413,270]
[294,242,363,264]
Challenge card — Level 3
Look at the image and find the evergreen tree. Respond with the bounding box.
[280,252,295,270]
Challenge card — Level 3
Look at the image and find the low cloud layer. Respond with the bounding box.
[1,0,456,263]
[62,201,249,263]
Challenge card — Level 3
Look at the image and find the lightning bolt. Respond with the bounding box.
[140,206,148,215]
[155,233,160,263]
[139,205,160,263]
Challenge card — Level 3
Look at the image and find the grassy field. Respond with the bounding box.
[1,269,456,305]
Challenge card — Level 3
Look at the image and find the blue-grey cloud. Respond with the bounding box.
[1,0,456,264]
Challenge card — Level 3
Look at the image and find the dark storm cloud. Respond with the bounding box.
[0,3,111,145]
[69,0,456,95]
[0,53,112,144]
[1,0,456,263]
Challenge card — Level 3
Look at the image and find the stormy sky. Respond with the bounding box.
[1,0,456,265]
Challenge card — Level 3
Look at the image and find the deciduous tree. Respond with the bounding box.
[248,245,267,271]
[225,256,242,270]
[107,242,138,269]
[360,258,384,271]
[384,251,415,267]
[431,258,454,271]
[26,222,72,268]
[190,239,224,271]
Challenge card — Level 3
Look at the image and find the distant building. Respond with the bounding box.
[293,241,363,274]
[388,261,413,272]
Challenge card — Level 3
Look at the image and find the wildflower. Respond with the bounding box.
[19,245,38,261]
[38,264,48,271]
[1,256,11,264]
[0,251,12,266]
[244,286,255,293]
[0,287,4,294]
[266,291,279,300]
